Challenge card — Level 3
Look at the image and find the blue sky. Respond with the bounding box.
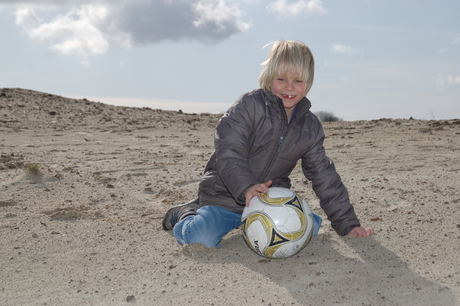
[1,0,459,120]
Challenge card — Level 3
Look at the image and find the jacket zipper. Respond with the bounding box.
[257,92,309,183]
[258,103,290,182]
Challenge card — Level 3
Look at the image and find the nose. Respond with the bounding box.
[285,80,294,90]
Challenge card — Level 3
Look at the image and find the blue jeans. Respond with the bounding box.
[173,205,323,248]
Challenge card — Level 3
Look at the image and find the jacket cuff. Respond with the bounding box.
[340,225,360,236]
[237,184,256,205]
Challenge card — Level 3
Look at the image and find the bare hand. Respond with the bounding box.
[348,226,374,238]
[245,180,272,207]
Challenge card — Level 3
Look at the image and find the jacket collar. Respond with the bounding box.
[262,89,312,117]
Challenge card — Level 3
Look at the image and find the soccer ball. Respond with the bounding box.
[241,187,314,259]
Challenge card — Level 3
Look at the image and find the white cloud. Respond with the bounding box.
[266,0,327,17]
[438,35,460,55]
[437,73,460,90]
[332,44,356,55]
[1,0,107,6]
[450,36,460,45]
[79,58,91,68]
[14,6,40,28]
[193,0,250,34]
[11,0,250,57]
[16,5,118,57]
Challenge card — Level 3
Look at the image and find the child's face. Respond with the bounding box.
[269,75,306,111]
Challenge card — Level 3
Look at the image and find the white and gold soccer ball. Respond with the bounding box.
[241,187,314,259]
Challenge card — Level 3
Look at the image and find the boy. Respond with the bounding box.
[162,40,374,248]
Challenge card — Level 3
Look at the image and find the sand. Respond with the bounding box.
[1,88,459,305]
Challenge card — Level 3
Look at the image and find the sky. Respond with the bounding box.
[0,0,459,121]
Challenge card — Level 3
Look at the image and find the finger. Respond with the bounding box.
[257,188,268,195]
[349,231,358,237]
[245,195,253,207]
[245,193,252,207]
[354,228,374,238]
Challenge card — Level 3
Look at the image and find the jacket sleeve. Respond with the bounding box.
[301,117,360,235]
[213,95,260,204]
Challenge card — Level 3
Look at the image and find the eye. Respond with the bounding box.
[296,80,304,83]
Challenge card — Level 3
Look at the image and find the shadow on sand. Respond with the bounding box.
[183,232,456,305]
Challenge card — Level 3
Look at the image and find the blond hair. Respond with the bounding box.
[259,40,315,96]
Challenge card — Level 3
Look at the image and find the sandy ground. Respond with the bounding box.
[1,88,459,306]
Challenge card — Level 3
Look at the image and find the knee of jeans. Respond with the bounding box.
[179,233,221,248]
[174,216,221,248]
[186,226,222,248]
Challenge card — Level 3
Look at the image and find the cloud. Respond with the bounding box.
[450,36,460,45]
[437,73,460,90]
[332,44,356,55]
[437,35,460,55]
[15,5,117,56]
[10,0,250,57]
[14,6,40,29]
[266,0,327,17]
[193,0,249,35]
[115,0,250,45]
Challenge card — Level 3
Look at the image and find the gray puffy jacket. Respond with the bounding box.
[198,89,360,236]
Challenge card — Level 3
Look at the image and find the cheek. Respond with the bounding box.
[270,84,281,94]
[297,84,306,94]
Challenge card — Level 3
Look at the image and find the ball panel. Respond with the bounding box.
[243,219,268,256]
[259,188,295,206]
[263,205,291,229]
[266,186,296,198]
[283,213,302,232]
[241,197,266,218]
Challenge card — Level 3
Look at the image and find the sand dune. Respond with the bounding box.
[1,88,459,305]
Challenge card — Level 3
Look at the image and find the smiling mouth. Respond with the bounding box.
[282,94,296,99]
